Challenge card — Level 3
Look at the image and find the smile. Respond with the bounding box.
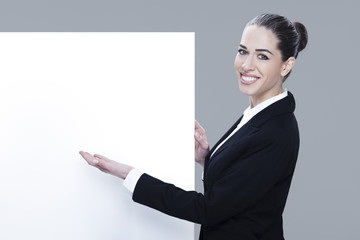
[240,73,259,85]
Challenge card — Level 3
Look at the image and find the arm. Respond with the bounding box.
[133,128,299,226]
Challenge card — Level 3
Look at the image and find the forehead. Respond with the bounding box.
[240,25,279,51]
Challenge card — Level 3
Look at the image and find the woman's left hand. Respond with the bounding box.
[79,151,134,179]
[195,120,210,167]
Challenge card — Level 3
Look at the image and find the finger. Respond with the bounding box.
[195,120,206,134]
[94,154,109,160]
[196,135,207,148]
[199,140,209,150]
[79,151,99,165]
[79,151,92,161]
[194,132,209,149]
[195,120,203,131]
[94,153,120,172]
[195,128,207,141]
[194,131,203,144]
[194,132,201,142]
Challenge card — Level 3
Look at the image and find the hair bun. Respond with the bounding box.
[292,21,308,52]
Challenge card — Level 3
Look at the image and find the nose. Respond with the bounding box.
[241,55,255,72]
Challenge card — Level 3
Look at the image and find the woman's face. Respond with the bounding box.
[234,25,291,106]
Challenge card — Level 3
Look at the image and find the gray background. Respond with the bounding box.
[1,0,359,239]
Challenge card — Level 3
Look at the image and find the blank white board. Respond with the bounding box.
[0,33,194,240]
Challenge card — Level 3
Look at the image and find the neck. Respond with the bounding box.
[249,86,284,108]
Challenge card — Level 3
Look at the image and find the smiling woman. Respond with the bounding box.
[235,14,308,107]
[80,13,308,240]
[236,26,287,107]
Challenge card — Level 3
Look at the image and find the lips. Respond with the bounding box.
[240,73,259,85]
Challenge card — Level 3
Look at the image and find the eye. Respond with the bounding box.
[258,54,269,60]
[238,49,247,55]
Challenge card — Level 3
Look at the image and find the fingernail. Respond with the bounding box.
[93,159,99,164]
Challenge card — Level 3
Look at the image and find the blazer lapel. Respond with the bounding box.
[203,116,242,174]
[203,123,258,181]
[204,91,296,174]
[208,122,252,161]
[205,115,243,161]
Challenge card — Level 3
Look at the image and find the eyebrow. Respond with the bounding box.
[239,44,274,55]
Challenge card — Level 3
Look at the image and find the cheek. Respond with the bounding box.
[234,55,242,69]
[261,63,281,79]
[264,70,283,86]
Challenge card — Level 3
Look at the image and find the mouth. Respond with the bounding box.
[240,73,259,85]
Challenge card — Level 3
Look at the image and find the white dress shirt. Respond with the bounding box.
[123,89,288,193]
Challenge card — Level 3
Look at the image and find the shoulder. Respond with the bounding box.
[246,111,299,152]
[263,113,299,144]
[250,91,299,140]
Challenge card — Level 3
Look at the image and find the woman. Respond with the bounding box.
[80,13,308,240]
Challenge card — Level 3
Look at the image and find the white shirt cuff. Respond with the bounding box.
[123,168,144,193]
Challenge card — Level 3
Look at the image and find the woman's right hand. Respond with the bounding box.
[194,120,210,167]
[79,151,134,180]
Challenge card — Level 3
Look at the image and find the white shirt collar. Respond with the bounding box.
[239,89,288,128]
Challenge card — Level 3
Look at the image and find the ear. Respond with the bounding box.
[281,57,296,77]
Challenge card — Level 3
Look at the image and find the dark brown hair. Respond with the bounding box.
[247,13,308,81]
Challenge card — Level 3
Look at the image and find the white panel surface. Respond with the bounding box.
[0,33,194,240]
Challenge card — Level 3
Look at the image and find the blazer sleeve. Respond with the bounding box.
[132,123,299,226]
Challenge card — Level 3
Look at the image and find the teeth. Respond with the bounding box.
[242,75,258,82]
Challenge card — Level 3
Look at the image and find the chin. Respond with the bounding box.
[238,83,257,97]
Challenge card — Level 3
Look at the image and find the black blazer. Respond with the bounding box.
[133,92,300,240]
